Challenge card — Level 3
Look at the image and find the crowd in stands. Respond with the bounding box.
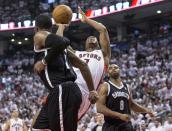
[0,0,40,23]
[0,0,129,23]
[0,51,48,128]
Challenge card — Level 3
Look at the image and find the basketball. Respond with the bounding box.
[52,5,73,24]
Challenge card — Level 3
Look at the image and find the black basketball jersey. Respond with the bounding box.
[34,47,76,91]
[104,80,131,126]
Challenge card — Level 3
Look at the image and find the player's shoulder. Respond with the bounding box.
[34,31,50,42]
[34,31,46,39]
[99,82,109,93]
[92,49,103,53]
[123,82,131,92]
[75,50,85,53]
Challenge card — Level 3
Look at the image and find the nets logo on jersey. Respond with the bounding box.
[79,53,101,61]
[112,91,129,99]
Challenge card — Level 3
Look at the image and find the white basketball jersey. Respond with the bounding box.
[73,50,104,93]
[10,118,23,131]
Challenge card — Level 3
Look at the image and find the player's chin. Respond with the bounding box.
[90,101,96,104]
[88,43,97,48]
[111,73,120,79]
[89,99,97,104]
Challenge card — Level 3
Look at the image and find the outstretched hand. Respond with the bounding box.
[89,90,99,104]
[78,6,88,23]
[119,114,131,122]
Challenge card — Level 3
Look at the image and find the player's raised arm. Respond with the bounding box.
[56,24,76,53]
[78,7,111,65]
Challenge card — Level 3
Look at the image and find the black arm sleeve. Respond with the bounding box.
[44,34,70,63]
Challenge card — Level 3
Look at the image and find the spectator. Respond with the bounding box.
[150,118,164,131]
[163,114,172,131]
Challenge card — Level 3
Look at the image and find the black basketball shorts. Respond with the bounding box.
[33,81,82,131]
[102,122,134,131]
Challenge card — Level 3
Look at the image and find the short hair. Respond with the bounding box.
[35,14,52,29]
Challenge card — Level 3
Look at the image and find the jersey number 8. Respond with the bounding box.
[120,100,124,111]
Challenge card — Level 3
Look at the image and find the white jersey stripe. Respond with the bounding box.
[104,82,110,96]
[44,50,54,88]
[64,49,70,69]
[59,85,64,131]
[34,45,50,53]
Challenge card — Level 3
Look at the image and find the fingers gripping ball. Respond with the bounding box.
[52,5,73,24]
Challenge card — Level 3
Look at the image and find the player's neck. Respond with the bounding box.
[86,48,95,52]
[86,47,99,52]
[39,29,51,32]
[109,77,122,87]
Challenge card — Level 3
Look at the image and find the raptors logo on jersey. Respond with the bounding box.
[78,53,101,61]
[73,49,104,119]
[10,118,23,131]
[74,50,104,92]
